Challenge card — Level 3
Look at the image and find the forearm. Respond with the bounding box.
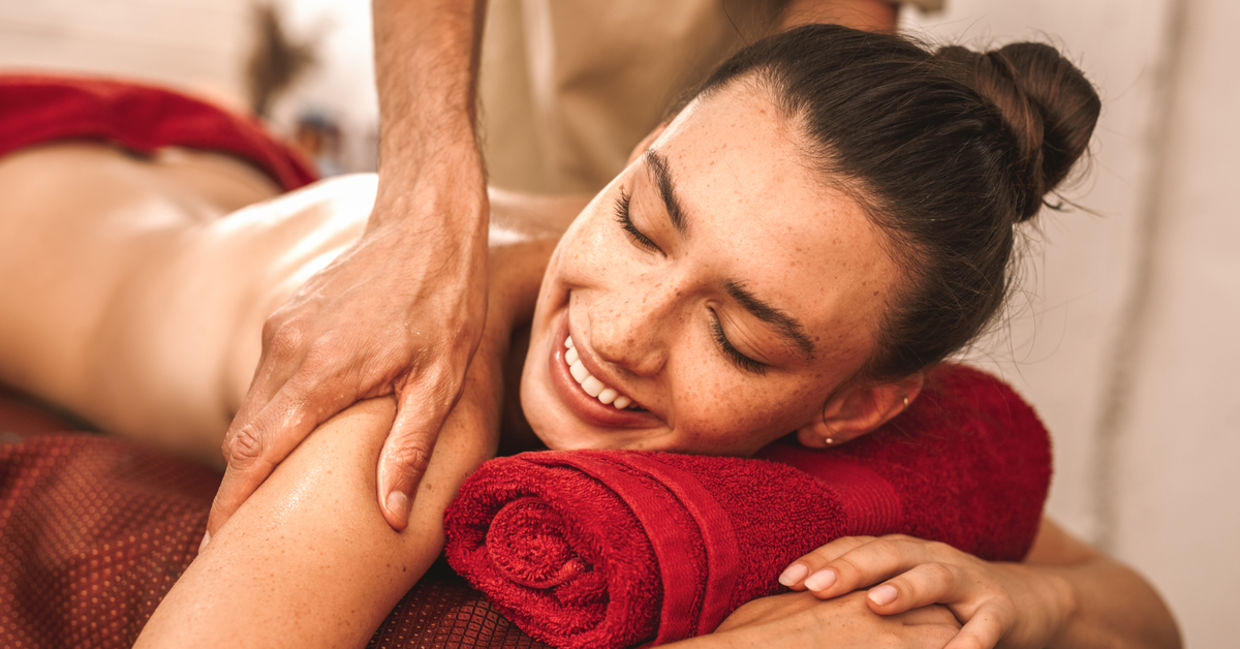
[371,0,487,222]
[1027,519,1181,649]
[136,397,495,648]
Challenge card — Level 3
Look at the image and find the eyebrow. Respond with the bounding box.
[644,150,687,234]
[643,150,816,361]
[725,280,817,360]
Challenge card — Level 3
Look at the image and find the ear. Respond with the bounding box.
[625,120,671,166]
[795,372,925,449]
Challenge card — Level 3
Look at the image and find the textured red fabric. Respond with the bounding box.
[443,364,1053,649]
[0,364,1049,648]
[0,426,548,649]
[0,74,318,191]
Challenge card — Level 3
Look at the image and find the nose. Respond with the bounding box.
[587,276,682,378]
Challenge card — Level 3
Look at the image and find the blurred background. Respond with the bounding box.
[1,0,1235,645]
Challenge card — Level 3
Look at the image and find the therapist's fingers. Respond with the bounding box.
[375,363,464,530]
[202,341,289,538]
[206,370,353,537]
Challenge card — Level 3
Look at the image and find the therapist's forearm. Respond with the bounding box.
[371,0,487,228]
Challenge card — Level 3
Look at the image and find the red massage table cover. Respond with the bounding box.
[0,391,549,649]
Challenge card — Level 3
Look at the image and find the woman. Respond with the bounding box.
[0,26,1178,649]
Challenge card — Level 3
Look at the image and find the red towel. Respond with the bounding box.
[0,74,317,191]
[444,364,1052,649]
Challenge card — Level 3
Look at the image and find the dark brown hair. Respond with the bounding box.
[697,25,1101,378]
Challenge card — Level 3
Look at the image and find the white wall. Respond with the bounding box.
[908,1,1240,646]
[3,0,1236,645]
[0,0,253,108]
[1106,1,1240,644]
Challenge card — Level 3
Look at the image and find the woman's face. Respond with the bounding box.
[520,82,901,456]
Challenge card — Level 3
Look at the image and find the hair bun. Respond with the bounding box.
[935,43,1101,221]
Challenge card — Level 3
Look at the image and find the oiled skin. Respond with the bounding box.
[0,143,1179,649]
[0,143,566,647]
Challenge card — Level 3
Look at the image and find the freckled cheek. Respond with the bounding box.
[557,222,622,286]
[673,380,812,451]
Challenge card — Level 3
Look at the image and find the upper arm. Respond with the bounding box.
[135,397,492,649]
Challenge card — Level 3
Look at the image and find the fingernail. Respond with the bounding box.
[803,568,837,591]
[386,490,410,526]
[868,584,898,606]
[778,563,809,587]
[197,531,211,555]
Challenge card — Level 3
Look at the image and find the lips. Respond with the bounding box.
[547,314,658,428]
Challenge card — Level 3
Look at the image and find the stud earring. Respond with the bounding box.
[823,436,836,446]
[902,395,910,409]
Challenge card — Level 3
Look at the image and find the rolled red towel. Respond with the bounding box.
[444,364,1052,648]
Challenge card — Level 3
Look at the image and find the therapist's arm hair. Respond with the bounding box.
[209,0,493,535]
[370,0,487,217]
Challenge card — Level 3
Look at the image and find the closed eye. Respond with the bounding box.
[614,189,662,254]
[709,308,767,375]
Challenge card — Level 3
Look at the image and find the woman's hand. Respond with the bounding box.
[777,535,1073,649]
[663,591,959,648]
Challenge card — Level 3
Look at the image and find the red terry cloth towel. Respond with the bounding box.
[0,74,317,191]
[444,364,1052,649]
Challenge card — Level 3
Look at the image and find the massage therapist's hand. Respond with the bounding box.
[207,161,489,537]
[778,535,1073,649]
[204,0,490,537]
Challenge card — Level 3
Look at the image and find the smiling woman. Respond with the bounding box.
[0,24,1178,649]
[520,83,906,457]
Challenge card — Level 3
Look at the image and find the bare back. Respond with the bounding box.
[0,142,581,464]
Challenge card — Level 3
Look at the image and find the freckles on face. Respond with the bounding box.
[519,81,900,456]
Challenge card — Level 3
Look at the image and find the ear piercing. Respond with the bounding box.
[824,396,911,448]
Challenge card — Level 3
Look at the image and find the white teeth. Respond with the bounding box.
[569,359,589,382]
[581,376,605,397]
[563,333,636,410]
